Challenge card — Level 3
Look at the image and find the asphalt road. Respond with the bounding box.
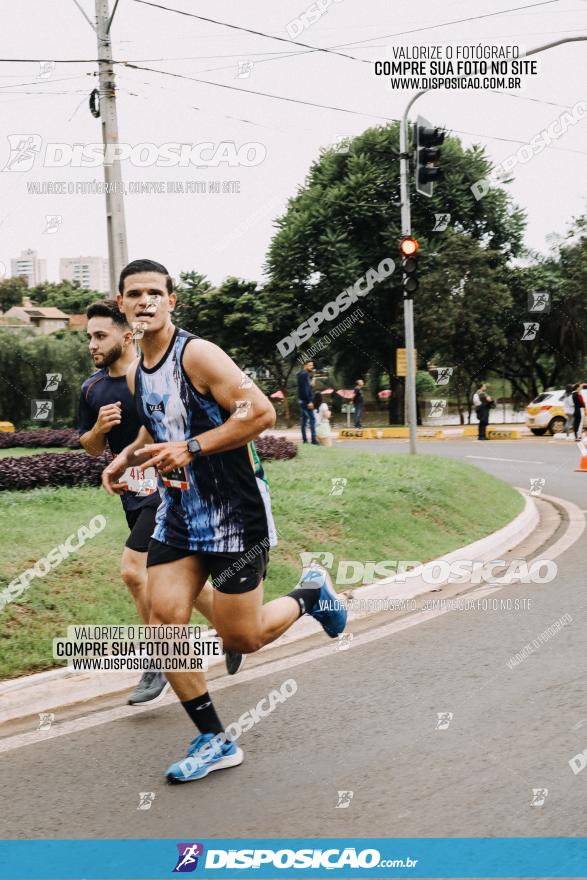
[1,436,586,840]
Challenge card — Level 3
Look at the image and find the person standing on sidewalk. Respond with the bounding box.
[314,391,333,447]
[473,382,493,440]
[572,382,585,440]
[353,379,365,428]
[297,360,318,445]
[563,385,575,436]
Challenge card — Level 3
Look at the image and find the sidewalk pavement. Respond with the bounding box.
[264,423,531,442]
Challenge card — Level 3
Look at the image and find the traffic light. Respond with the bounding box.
[400,236,419,296]
[414,114,445,198]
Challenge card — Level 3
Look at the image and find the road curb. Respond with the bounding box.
[0,490,542,724]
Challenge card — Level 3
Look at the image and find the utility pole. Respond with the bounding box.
[398,34,587,455]
[95,0,128,293]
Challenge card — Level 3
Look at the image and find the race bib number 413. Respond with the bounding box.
[120,466,158,496]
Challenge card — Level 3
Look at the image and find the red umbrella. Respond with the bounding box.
[320,388,334,395]
[270,390,285,399]
[378,389,392,399]
[336,389,354,399]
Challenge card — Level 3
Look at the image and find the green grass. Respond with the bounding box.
[0,447,523,679]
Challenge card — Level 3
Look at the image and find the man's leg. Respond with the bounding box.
[214,584,299,654]
[148,552,244,783]
[193,582,245,676]
[212,557,346,654]
[300,402,308,442]
[121,547,149,624]
[309,407,318,444]
[148,553,210,701]
[123,513,171,706]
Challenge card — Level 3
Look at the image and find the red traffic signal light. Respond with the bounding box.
[400,237,419,257]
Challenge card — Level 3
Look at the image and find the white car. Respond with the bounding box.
[525,390,568,436]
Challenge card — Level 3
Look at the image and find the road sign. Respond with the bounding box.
[396,348,417,377]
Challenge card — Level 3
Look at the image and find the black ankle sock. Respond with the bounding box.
[288,586,321,617]
[181,691,224,735]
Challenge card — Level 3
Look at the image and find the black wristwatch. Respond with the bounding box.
[187,437,202,457]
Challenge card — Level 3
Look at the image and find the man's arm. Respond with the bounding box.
[79,403,122,457]
[139,339,275,472]
[184,340,275,453]
[78,383,122,458]
[102,425,154,495]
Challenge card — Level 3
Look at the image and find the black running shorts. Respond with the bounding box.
[146,539,269,594]
[124,503,158,553]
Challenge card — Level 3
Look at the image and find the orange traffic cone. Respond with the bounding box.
[576,441,587,472]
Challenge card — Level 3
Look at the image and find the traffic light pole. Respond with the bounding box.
[398,34,587,456]
[399,93,423,455]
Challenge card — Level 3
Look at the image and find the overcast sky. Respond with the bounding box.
[1,0,586,288]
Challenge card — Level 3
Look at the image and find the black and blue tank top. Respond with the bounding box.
[134,327,277,553]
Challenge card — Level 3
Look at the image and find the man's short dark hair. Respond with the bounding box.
[118,259,173,295]
[86,299,129,328]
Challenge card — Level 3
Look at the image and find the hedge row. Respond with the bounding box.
[0,429,81,449]
[255,436,297,461]
[0,436,296,491]
[0,451,112,491]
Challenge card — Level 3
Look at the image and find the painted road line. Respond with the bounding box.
[467,455,544,464]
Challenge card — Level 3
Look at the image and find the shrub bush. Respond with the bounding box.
[0,428,81,449]
[0,436,296,491]
[0,451,111,491]
[255,436,297,460]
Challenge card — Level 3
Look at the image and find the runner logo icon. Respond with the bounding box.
[173,843,204,873]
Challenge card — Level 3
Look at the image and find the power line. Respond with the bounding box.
[116,72,294,132]
[117,67,587,157]
[0,74,93,90]
[132,0,370,64]
[123,62,394,119]
[330,0,561,49]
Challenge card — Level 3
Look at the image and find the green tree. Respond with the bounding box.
[415,231,512,421]
[0,331,90,427]
[175,272,304,425]
[500,217,587,403]
[0,276,28,313]
[29,280,101,314]
[266,122,525,422]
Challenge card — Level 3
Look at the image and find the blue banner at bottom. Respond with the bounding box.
[0,838,586,879]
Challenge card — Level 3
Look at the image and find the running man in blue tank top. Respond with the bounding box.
[102,259,347,784]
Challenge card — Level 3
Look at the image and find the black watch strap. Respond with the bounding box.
[187,437,202,456]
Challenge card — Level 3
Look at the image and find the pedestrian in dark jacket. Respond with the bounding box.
[297,360,318,444]
[571,382,585,440]
[353,379,365,428]
[472,382,493,440]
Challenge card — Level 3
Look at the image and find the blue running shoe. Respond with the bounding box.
[303,566,347,638]
[166,732,243,784]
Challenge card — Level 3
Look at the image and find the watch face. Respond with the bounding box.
[188,439,201,454]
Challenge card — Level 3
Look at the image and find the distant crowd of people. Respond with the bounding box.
[296,360,365,446]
